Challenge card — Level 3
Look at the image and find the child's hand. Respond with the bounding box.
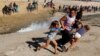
[54,30,58,32]
[62,26,67,30]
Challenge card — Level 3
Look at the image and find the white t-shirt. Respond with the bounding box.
[64,15,76,31]
[66,15,75,26]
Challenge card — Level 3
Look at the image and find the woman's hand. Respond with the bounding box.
[62,26,67,30]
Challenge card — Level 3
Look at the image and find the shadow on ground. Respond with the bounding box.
[25,36,63,54]
[26,37,59,54]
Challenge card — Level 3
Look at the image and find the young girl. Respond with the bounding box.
[67,21,90,51]
[38,20,60,54]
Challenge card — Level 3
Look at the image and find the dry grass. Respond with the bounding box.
[0,8,52,34]
[0,0,100,34]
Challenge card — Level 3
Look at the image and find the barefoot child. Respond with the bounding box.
[38,20,60,54]
[67,21,90,51]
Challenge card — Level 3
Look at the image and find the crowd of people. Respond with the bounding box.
[1,0,100,15]
[58,5,100,13]
[2,2,18,15]
[1,1,38,15]
[48,2,100,16]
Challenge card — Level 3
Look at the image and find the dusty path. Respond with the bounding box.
[0,12,100,56]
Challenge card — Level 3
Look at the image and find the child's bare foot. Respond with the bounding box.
[54,52,58,55]
[62,45,67,52]
[65,48,70,52]
[37,46,41,50]
[34,46,41,52]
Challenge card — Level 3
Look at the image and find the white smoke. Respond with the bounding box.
[17,22,49,32]
[17,17,59,33]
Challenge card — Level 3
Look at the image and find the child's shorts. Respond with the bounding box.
[47,32,57,40]
[73,32,82,38]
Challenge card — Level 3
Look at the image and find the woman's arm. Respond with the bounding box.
[60,15,67,29]
[78,20,84,28]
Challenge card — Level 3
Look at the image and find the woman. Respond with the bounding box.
[57,9,77,51]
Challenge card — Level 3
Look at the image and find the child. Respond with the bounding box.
[67,21,90,51]
[38,20,60,54]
